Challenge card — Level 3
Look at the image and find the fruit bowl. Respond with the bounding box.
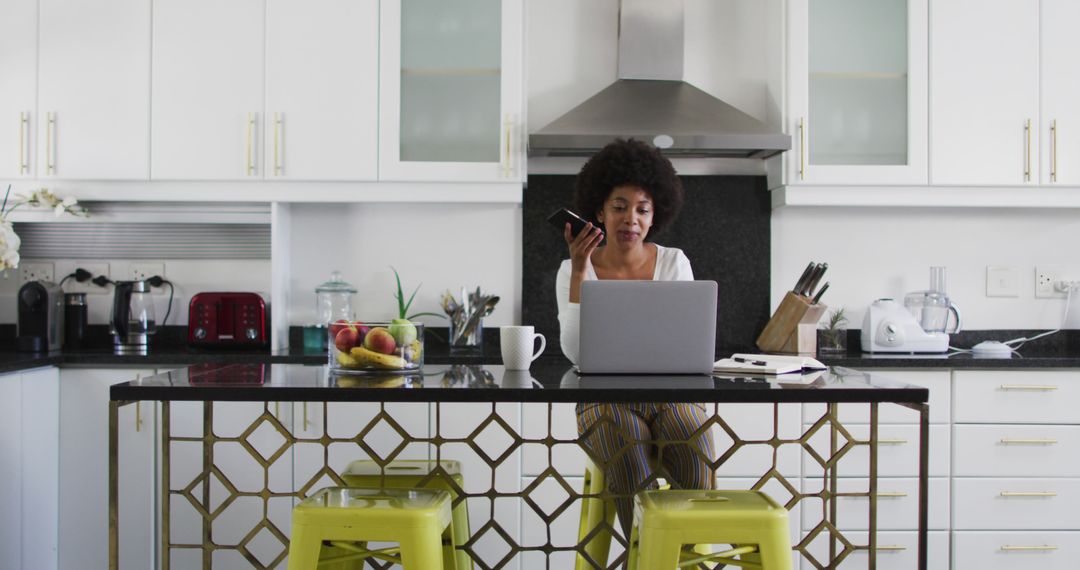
[327,319,424,374]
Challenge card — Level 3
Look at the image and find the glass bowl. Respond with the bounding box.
[327,320,424,374]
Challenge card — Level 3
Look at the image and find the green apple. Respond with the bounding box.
[388,318,418,346]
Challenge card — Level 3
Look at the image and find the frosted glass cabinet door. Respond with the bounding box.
[379,0,524,183]
[1041,0,1080,187]
[0,0,36,179]
[787,0,928,185]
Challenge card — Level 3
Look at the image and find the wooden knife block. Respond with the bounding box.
[756,291,828,355]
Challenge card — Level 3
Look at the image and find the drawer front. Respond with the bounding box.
[801,478,949,531]
[804,531,950,570]
[953,478,1080,530]
[954,531,1080,570]
[522,403,802,478]
[954,370,1080,424]
[953,425,1080,477]
[804,370,950,424]
[803,424,950,478]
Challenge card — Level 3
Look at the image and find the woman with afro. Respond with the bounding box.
[554,138,716,546]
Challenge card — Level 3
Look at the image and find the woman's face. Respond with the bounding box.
[597,185,654,248]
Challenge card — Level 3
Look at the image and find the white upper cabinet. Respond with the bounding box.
[264,0,378,181]
[787,0,928,185]
[0,0,37,180]
[1041,0,1080,187]
[38,0,150,180]
[930,0,1039,186]
[151,0,265,180]
[379,0,524,182]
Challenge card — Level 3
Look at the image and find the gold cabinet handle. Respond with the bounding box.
[876,545,907,551]
[19,112,28,174]
[273,401,280,418]
[503,114,513,178]
[1000,384,1058,391]
[846,491,908,498]
[1024,119,1031,182]
[1001,545,1058,552]
[273,112,282,176]
[798,117,806,180]
[46,112,56,174]
[1000,438,1057,445]
[879,438,908,445]
[1051,120,1058,182]
[246,112,256,176]
[1000,491,1057,497]
[135,401,142,432]
[303,401,309,431]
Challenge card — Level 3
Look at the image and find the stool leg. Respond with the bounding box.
[450,499,472,570]
[756,528,794,570]
[637,528,682,570]
[626,522,640,570]
[285,523,322,570]
[576,469,615,569]
[441,519,459,570]
[399,534,446,570]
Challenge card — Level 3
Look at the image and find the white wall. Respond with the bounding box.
[285,203,521,329]
[772,207,1080,333]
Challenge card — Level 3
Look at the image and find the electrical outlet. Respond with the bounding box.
[1036,265,1066,298]
[64,262,111,295]
[130,262,164,283]
[19,262,55,284]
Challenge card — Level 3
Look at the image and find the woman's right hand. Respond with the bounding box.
[565,222,603,274]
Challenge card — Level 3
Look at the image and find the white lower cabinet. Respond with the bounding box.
[802,423,951,478]
[953,531,1080,570]
[953,478,1080,530]
[952,424,1080,477]
[802,478,949,531]
[806,531,950,570]
[58,367,155,570]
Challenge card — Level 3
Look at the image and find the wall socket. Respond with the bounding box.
[65,262,111,295]
[130,262,164,282]
[19,261,55,284]
[1036,265,1067,298]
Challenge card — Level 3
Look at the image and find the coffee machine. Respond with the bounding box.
[17,280,64,352]
[111,280,157,354]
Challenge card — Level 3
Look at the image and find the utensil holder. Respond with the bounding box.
[450,317,483,351]
[756,291,828,354]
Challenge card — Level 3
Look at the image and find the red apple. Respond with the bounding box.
[329,319,353,337]
[362,327,397,355]
[334,326,360,352]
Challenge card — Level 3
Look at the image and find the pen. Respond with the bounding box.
[733,357,767,366]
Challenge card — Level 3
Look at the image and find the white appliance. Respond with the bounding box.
[861,298,950,353]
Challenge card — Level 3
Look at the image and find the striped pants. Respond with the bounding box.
[576,402,716,538]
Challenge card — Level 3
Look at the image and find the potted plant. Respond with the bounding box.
[818,307,848,355]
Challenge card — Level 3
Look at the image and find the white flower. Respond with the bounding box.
[54,203,65,217]
[0,186,86,269]
[0,221,21,271]
[62,196,77,207]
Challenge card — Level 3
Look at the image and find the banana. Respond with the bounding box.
[407,339,423,363]
[336,351,362,369]
[350,345,407,369]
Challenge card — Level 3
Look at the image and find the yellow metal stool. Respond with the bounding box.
[342,459,473,570]
[286,487,457,570]
[627,490,793,570]
[575,459,618,569]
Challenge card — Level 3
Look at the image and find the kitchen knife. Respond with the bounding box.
[797,262,822,296]
[811,281,830,304]
[804,262,828,297]
[792,262,816,294]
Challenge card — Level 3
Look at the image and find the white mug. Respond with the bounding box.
[500,326,546,370]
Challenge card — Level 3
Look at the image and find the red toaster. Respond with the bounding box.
[188,292,268,347]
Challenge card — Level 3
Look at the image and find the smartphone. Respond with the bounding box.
[546,208,599,238]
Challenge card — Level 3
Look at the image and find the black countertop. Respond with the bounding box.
[110,362,929,404]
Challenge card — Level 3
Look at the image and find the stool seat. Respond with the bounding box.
[342,459,472,570]
[287,487,457,570]
[629,490,793,570]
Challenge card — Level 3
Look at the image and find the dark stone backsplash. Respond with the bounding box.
[523,175,771,357]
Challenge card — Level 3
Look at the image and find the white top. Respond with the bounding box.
[555,244,694,364]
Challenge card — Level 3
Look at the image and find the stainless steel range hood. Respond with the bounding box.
[529,0,790,159]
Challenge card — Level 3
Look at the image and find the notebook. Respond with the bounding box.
[578,280,718,374]
[712,353,827,375]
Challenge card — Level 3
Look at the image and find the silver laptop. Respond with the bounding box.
[578,280,718,374]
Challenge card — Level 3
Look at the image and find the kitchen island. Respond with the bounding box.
[108,362,929,570]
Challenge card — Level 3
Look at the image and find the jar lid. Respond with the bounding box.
[315,271,357,294]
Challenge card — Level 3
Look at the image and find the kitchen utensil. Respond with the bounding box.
[793,262,816,294]
[315,271,356,325]
[903,266,962,335]
[111,280,156,354]
[811,282,829,304]
[187,292,268,347]
[17,281,64,352]
[804,263,828,297]
[64,292,88,350]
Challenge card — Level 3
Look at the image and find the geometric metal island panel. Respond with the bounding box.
[129,396,909,570]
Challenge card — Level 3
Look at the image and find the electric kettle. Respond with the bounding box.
[111,280,156,354]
